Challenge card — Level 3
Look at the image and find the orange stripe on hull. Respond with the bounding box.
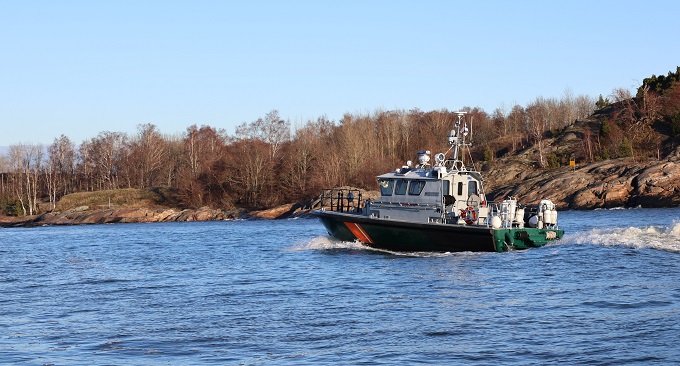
[343,222,374,244]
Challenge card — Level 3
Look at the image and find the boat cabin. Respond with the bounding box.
[367,159,486,224]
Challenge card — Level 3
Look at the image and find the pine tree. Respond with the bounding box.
[483,146,494,162]
[671,113,680,136]
[619,137,633,158]
[595,94,610,109]
[599,119,611,138]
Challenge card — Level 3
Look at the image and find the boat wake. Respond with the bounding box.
[285,236,371,252]
[561,221,680,253]
[287,236,485,257]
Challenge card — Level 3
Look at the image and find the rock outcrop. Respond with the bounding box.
[486,158,680,209]
[0,206,247,227]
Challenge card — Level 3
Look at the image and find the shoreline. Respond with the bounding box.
[0,202,315,228]
[3,201,679,229]
[3,156,679,229]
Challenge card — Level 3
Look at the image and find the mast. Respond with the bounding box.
[448,111,468,170]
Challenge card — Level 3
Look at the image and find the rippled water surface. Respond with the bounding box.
[2,208,680,365]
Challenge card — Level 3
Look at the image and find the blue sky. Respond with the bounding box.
[1,0,679,146]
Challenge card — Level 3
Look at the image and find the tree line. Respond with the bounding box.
[2,70,679,216]
[589,67,680,162]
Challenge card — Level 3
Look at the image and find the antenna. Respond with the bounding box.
[451,111,467,167]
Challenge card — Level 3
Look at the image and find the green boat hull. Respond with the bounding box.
[315,210,564,253]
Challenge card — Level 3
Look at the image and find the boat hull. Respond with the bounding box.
[315,210,564,253]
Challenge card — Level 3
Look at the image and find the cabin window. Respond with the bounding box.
[468,181,478,196]
[408,180,426,195]
[394,179,407,195]
[442,181,450,196]
[457,182,463,196]
[379,179,395,196]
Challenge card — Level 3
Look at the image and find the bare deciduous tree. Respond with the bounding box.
[128,124,166,188]
[526,99,547,167]
[8,143,43,215]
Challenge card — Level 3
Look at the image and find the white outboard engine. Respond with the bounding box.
[537,199,557,229]
[499,198,519,228]
[514,207,525,228]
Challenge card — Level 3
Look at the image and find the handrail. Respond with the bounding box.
[370,200,441,209]
[318,188,363,213]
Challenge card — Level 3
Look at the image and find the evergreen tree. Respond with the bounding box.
[599,119,611,138]
[639,67,680,95]
[595,94,610,109]
[671,113,680,136]
[483,146,494,162]
[547,154,560,168]
[619,137,633,158]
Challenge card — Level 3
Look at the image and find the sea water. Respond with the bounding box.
[1,208,679,365]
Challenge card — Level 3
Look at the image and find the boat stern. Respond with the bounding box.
[493,228,565,251]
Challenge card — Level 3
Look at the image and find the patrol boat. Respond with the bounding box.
[315,112,564,252]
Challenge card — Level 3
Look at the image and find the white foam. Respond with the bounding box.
[285,236,489,257]
[561,221,680,253]
[284,236,369,252]
[593,206,642,211]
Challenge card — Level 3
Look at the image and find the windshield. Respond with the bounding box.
[379,179,395,196]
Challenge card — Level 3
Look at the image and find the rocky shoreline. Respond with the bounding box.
[485,157,680,210]
[0,202,319,228]
[2,157,678,228]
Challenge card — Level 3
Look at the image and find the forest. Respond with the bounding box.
[2,67,680,217]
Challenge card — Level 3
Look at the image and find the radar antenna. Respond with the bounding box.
[448,111,468,171]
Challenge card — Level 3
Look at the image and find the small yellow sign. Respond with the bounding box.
[569,159,575,167]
